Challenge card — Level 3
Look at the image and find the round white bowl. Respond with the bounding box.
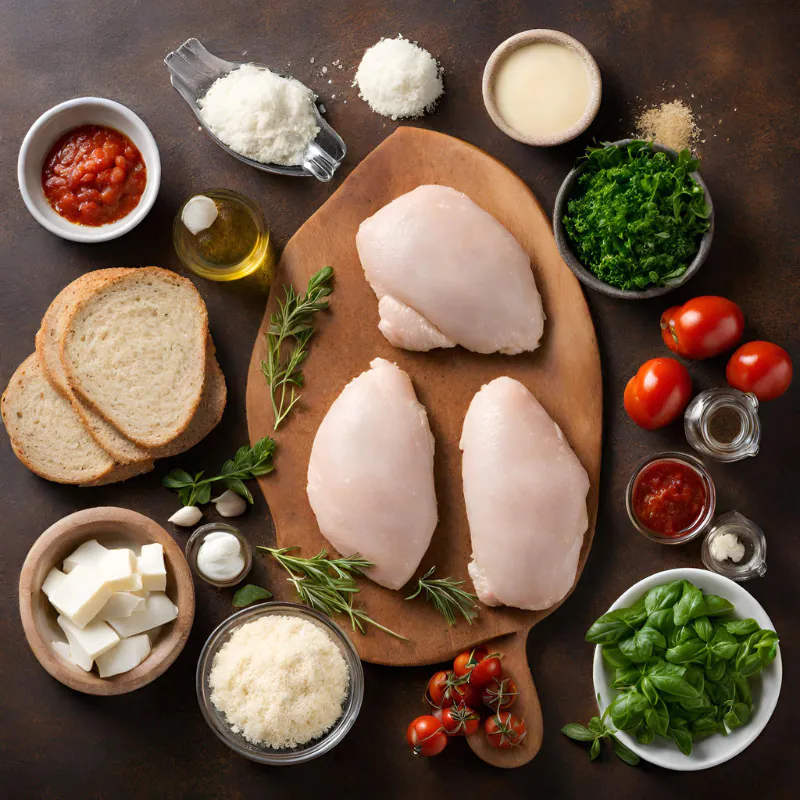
[592,568,781,771]
[17,97,161,242]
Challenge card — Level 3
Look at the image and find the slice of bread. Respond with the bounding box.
[36,269,152,465]
[1,354,153,485]
[61,267,209,448]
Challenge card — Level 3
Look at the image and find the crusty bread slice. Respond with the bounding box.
[1,354,152,485]
[61,267,209,448]
[36,268,151,465]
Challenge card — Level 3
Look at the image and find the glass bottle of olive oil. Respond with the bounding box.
[173,189,275,282]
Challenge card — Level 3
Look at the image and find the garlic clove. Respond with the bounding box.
[212,489,247,518]
[181,195,218,235]
[168,505,203,527]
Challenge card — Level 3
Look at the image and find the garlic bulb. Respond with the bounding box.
[212,489,247,518]
[168,505,203,527]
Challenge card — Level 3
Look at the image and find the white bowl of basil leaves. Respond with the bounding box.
[591,568,781,771]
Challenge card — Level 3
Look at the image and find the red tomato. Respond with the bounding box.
[726,341,792,401]
[468,654,503,688]
[407,716,448,757]
[453,647,487,678]
[485,712,527,749]
[482,677,519,711]
[624,358,692,430]
[660,297,744,359]
[440,703,480,736]
[426,670,482,709]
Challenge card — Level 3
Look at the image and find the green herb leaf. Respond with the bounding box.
[561,723,597,742]
[692,616,714,643]
[232,584,273,608]
[723,618,760,638]
[611,735,641,766]
[602,645,633,668]
[673,582,708,626]
[644,580,684,614]
[703,594,735,618]
[586,609,638,645]
[589,738,601,761]
[261,267,334,430]
[669,727,693,756]
[405,566,479,626]
[724,702,751,730]
[609,690,649,731]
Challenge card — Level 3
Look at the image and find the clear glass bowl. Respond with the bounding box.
[196,603,364,764]
[625,451,716,545]
[185,523,253,588]
[702,511,768,581]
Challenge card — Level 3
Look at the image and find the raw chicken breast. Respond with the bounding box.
[307,358,438,590]
[460,377,590,610]
[356,185,545,355]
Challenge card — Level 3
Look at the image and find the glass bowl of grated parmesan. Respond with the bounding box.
[196,602,364,764]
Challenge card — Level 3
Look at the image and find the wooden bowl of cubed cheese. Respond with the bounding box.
[19,507,195,695]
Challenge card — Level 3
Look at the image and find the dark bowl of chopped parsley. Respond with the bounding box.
[554,139,714,299]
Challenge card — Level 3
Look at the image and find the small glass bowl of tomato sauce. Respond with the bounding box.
[626,452,716,544]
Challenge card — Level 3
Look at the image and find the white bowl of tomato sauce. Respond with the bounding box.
[17,97,160,243]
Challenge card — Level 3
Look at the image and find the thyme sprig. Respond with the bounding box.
[406,566,479,626]
[258,546,406,640]
[261,266,333,430]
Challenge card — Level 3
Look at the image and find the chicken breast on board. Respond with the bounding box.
[307,358,438,590]
[356,185,545,355]
[460,377,590,610]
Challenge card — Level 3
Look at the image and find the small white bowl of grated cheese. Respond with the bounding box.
[196,602,364,764]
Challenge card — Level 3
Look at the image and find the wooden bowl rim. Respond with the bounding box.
[481,29,602,147]
[18,506,195,696]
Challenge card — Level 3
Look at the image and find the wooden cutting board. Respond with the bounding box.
[246,127,602,768]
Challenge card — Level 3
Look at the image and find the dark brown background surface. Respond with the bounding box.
[1,1,798,798]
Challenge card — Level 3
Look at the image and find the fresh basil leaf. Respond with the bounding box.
[589,738,601,761]
[612,666,642,689]
[636,723,656,745]
[231,584,273,608]
[648,672,697,698]
[753,630,779,667]
[691,712,722,738]
[162,469,195,488]
[724,702,751,730]
[673,582,708,626]
[193,482,212,506]
[705,655,726,682]
[723,618,760,638]
[645,701,670,737]
[692,616,714,643]
[561,723,597,742]
[586,609,637,644]
[666,638,708,665]
[609,691,649,731]
[669,727,693,756]
[703,594,735,618]
[708,627,740,660]
[646,609,676,637]
[644,580,684,614]
[611,735,641,766]
[620,627,667,663]
[733,673,752,708]
[707,676,735,706]
[223,476,254,504]
[602,645,632,668]
[641,676,660,706]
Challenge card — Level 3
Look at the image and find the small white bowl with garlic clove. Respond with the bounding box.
[185,523,253,588]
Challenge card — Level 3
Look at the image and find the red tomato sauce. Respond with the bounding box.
[41,125,147,226]
[632,460,708,536]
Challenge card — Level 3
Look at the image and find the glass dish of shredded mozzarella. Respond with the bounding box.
[198,604,364,764]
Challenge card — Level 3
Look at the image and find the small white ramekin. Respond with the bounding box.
[17,97,161,243]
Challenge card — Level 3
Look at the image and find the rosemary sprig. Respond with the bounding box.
[162,436,276,506]
[258,546,407,640]
[261,266,334,430]
[406,566,479,626]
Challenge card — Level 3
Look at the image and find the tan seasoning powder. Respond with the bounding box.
[636,99,700,152]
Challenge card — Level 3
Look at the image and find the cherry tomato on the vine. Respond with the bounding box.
[440,703,480,737]
[407,716,448,757]
[660,296,744,359]
[482,676,519,711]
[426,670,482,709]
[726,341,792,401]
[468,654,502,688]
[453,647,487,678]
[485,712,527,749]
[624,357,692,430]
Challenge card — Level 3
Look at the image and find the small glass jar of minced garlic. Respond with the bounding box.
[173,189,275,282]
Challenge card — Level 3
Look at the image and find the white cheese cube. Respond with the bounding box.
[107,592,178,638]
[137,543,167,592]
[51,639,72,663]
[63,539,109,573]
[98,548,139,592]
[96,592,145,621]
[57,615,120,660]
[54,623,93,671]
[96,634,151,678]
[42,567,67,599]
[48,564,113,628]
